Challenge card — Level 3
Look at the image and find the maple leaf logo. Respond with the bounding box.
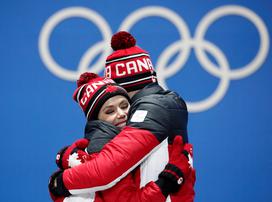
[68,153,82,168]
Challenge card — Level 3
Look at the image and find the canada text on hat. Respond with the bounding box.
[105,31,157,92]
[73,72,129,120]
[76,78,114,106]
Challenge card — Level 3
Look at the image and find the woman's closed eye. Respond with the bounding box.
[120,100,129,109]
[120,103,129,109]
[105,108,114,114]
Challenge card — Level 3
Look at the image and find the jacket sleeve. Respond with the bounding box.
[63,127,161,195]
[62,97,179,195]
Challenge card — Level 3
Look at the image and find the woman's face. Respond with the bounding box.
[98,95,130,129]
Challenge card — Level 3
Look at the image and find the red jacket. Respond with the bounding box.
[54,84,195,201]
[53,148,195,202]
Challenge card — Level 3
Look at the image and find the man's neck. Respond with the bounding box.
[129,83,164,103]
[128,90,139,98]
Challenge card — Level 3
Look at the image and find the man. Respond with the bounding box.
[49,31,195,201]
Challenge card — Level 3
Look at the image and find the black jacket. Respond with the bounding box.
[84,120,120,154]
[128,83,188,143]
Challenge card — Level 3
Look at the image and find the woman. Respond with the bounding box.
[51,72,190,202]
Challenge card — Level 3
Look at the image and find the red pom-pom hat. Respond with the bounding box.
[73,72,130,120]
[105,31,157,92]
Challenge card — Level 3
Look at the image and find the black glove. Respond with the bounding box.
[155,136,191,197]
[48,170,71,197]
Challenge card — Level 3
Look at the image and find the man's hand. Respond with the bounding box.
[155,136,193,197]
[56,138,90,170]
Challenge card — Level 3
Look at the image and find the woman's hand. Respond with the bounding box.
[55,138,90,170]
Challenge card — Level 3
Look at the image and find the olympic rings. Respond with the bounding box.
[38,5,269,112]
[39,7,112,80]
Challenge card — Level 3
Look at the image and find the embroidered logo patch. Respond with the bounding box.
[130,110,148,122]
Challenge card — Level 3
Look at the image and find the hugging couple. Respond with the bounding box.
[49,31,196,202]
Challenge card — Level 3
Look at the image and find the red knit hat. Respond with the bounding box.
[73,72,130,120]
[105,31,157,92]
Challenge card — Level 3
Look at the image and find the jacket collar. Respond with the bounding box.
[131,83,165,103]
